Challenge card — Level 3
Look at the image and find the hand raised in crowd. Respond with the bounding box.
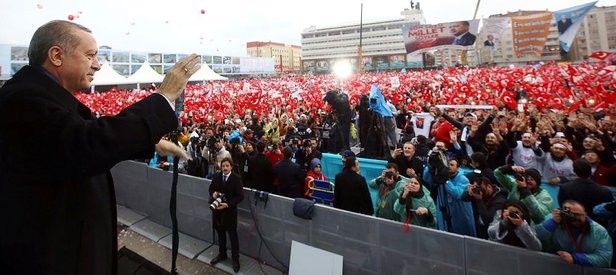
[157,54,201,102]
[552,208,562,224]
[557,251,574,264]
[548,177,561,185]
[507,212,524,226]
[467,184,483,200]
[406,168,416,177]
[449,130,458,144]
[155,139,190,160]
[511,165,526,174]
[529,132,539,145]
[415,207,429,215]
[392,147,403,158]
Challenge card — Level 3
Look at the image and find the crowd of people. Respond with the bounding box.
[75,60,616,269]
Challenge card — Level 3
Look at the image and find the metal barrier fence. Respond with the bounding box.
[111,161,616,275]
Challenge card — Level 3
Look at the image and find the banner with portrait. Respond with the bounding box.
[481,17,510,48]
[554,1,597,52]
[511,12,552,57]
[401,19,479,54]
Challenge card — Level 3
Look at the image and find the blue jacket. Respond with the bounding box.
[424,167,476,236]
[536,216,613,268]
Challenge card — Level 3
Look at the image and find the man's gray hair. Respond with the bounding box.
[28,20,91,65]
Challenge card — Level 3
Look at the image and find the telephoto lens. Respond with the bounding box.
[210,193,226,210]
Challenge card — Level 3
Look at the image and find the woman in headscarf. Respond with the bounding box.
[394,175,437,229]
[305,158,328,198]
[487,200,542,251]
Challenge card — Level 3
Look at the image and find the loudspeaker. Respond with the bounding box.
[118,246,171,275]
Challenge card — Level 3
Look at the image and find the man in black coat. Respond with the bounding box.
[209,158,244,272]
[558,159,613,222]
[247,142,275,192]
[334,156,374,215]
[0,20,196,274]
[273,147,306,198]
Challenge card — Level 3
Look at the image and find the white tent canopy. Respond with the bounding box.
[127,61,164,84]
[91,63,130,85]
[188,63,228,81]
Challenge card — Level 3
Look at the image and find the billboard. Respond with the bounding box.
[511,12,552,56]
[402,20,479,54]
[554,1,597,52]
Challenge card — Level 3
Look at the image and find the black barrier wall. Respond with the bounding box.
[111,161,616,275]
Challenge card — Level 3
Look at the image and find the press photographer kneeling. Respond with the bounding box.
[209,158,244,272]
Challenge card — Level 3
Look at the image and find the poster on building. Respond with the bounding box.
[389,55,406,68]
[362,57,373,70]
[481,17,510,48]
[511,12,553,57]
[402,20,479,54]
[316,60,329,72]
[303,60,316,72]
[375,56,389,69]
[554,1,597,52]
[406,53,423,67]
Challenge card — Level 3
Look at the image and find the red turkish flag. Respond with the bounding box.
[550,97,565,110]
[499,91,518,110]
[590,51,613,60]
[534,95,549,109]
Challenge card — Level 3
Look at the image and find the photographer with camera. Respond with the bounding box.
[536,200,612,268]
[462,176,507,239]
[369,163,407,221]
[495,165,555,225]
[209,158,244,272]
[487,200,542,251]
[202,137,232,179]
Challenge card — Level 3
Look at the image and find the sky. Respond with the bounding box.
[1,0,615,57]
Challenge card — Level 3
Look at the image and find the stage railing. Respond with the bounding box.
[112,160,616,275]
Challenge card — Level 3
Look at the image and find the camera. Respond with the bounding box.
[509,210,520,219]
[513,173,525,181]
[210,193,226,210]
[471,185,483,195]
[384,171,395,179]
[559,208,577,223]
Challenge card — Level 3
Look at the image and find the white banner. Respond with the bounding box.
[436,105,494,110]
[481,17,510,45]
[390,76,400,88]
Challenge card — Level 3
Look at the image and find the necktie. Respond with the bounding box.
[223,174,228,184]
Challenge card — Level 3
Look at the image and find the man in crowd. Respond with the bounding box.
[334,156,374,215]
[495,165,555,224]
[273,147,305,198]
[247,142,275,193]
[462,176,507,239]
[390,141,424,179]
[209,158,244,272]
[558,159,613,222]
[0,20,194,273]
[536,200,612,268]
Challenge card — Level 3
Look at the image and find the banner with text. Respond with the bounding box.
[402,20,479,54]
[511,12,553,57]
[554,1,597,52]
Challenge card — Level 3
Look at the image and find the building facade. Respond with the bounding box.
[300,5,426,73]
[246,41,302,73]
[573,5,616,59]
[477,5,616,65]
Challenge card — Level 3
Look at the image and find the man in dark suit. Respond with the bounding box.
[334,156,374,215]
[209,158,244,272]
[247,141,275,192]
[484,34,495,47]
[0,20,196,274]
[273,146,306,198]
[558,159,612,222]
[451,21,476,46]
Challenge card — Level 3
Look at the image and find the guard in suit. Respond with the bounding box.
[273,146,306,198]
[0,20,196,274]
[209,158,244,272]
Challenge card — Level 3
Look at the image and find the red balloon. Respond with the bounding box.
[68,14,75,21]
[200,9,206,14]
